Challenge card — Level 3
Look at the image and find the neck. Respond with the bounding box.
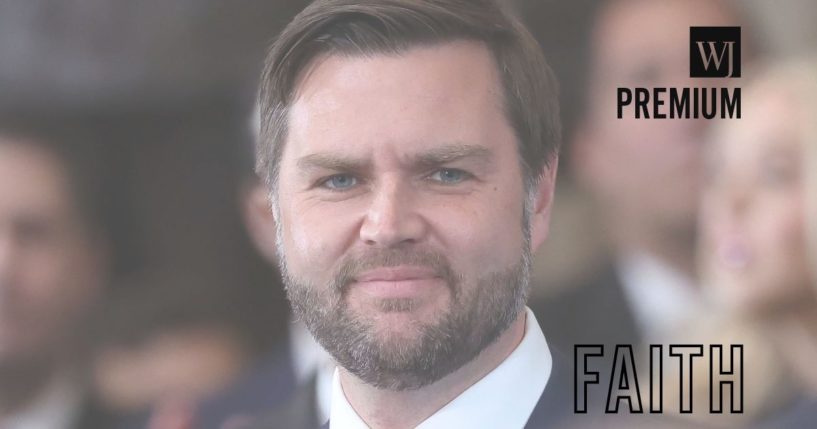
[340,311,527,429]
[0,356,59,417]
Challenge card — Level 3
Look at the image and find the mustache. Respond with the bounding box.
[332,248,459,293]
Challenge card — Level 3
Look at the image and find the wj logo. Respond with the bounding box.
[690,27,741,78]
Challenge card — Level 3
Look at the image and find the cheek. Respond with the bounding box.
[17,245,72,302]
[14,242,97,329]
[749,197,810,289]
[279,198,360,277]
[752,199,805,261]
[427,190,526,272]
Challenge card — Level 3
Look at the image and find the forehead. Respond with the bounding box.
[594,0,736,76]
[714,89,801,165]
[284,40,514,161]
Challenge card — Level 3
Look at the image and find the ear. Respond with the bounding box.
[529,156,559,253]
[240,180,279,264]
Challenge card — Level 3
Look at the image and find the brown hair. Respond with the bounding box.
[0,113,117,239]
[257,0,560,195]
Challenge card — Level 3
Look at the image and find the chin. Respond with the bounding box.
[375,325,428,347]
[350,289,451,319]
[359,302,449,335]
[371,303,446,327]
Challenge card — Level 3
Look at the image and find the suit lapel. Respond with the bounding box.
[525,347,573,429]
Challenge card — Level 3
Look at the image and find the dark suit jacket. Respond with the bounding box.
[249,347,574,429]
[72,396,120,429]
[528,263,643,425]
[194,345,298,429]
[119,343,299,429]
[753,396,817,429]
[246,373,322,429]
[531,262,641,353]
[524,346,574,428]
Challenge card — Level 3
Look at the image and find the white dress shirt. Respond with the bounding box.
[289,322,335,423]
[618,252,707,343]
[329,307,552,429]
[0,377,82,429]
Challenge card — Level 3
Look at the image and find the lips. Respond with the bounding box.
[354,266,439,283]
[718,240,752,271]
[713,230,753,271]
[351,266,443,299]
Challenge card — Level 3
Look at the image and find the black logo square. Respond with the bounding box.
[690,27,741,78]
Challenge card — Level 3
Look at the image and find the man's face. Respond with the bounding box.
[576,0,736,233]
[274,41,552,389]
[0,141,103,367]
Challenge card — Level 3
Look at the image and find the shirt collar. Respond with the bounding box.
[289,322,334,423]
[0,376,82,429]
[617,251,705,342]
[289,321,333,382]
[329,307,552,428]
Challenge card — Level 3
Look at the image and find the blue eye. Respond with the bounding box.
[322,174,358,190]
[430,168,470,184]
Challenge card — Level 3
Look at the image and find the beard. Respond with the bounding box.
[281,248,531,390]
[277,231,532,391]
[272,185,535,390]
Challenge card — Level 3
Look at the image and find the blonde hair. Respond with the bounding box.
[758,57,817,287]
[710,56,817,288]
[682,57,817,426]
[801,59,817,285]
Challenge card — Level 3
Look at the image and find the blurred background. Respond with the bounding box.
[0,1,815,428]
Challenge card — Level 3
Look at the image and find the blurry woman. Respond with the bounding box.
[699,56,817,424]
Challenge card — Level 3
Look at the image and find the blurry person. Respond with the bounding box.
[699,57,817,427]
[533,0,745,351]
[0,114,118,429]
[90,273,262,429]
[246,0,572,428]
[132,106,334,429]
[94,107,326,429]
[231,173,333,429]
[75,106,296,429]
[121,177,333,429]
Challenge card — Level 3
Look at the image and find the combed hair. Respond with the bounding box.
[257,0,560,194]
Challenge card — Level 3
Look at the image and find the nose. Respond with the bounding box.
[359,179,426,248]
[711,181,751,233]
[725,183,752,218]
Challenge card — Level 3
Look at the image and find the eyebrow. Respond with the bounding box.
[296,153,371,173]
[413,143,493,169]
[295,143,494,174]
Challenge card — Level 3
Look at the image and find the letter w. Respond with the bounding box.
[697,42,734,77]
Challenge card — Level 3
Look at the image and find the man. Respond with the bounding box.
[0,115,117,429]
[534,0,744,351]
[247,0,568,427]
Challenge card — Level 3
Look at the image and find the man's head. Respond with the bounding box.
[257,0,559,390]
[0,117,110,375]
[572,0,742,255]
